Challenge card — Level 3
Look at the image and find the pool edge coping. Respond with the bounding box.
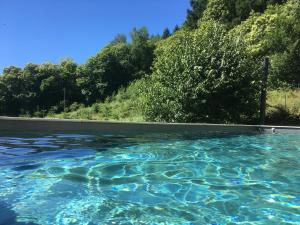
[0,116,299,134]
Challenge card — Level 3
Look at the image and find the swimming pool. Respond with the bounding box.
[0,132,299,225]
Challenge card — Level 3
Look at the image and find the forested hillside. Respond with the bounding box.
[1,0,299,124]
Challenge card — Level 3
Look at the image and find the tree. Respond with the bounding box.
[37,63,62,110]
[231,0,300,87]
[0,77,7,114]
[22,63,43,113]
[76,43,135,103]
[130,27,155,78]
[144,22,261,123]
[187,0,287,28]
[173,25,180,33]
[185,0,208,29]
[162,28,171,39]
[201,0,236,25]
[131,27,150,44]
[0,67,25,115]
[234,0,287,23]
[59,59,83,104]
[38,60,82,111]
[271,39,300,87]
[76,27,157,104]
[111,34,127,44]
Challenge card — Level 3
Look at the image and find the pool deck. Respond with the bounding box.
[0,116,299,134]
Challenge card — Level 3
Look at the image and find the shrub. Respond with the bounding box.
[68,102,85,112]
[266,105,300,125]
[144,22,261,123]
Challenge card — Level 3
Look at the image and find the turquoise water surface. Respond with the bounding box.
[0,132,299,225]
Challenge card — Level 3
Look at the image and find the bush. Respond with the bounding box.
[271,41,300,88]
[67,102,85,112]
[230,0,300,87]
[144,22,261,123]
[266,105,300,125]
[91,103,101,113]
[49,79,146,122]
[33,110,47,118]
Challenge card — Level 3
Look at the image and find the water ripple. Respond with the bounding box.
[0,132,299,225]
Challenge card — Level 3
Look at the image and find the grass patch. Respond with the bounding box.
[266,89,300,125]
[267,89,300,115]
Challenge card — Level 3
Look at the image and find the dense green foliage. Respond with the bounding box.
[185,0,208,29]
[0,60,83,115]
[49,79,146,122]
[143,0,298,123]
[230,0,300,87]
[185,0,287,28]
[0,27,158,116]
[1,0,299,124]
[144,22,260,123]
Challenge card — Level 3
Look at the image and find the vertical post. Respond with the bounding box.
[63,87,66,113]
[285,93,287,110]
[260,57,269,125]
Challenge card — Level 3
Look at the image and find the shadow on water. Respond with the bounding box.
[0,201,38,225]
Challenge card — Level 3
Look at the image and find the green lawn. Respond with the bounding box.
[266,89,300,125]
[267,89,300,115]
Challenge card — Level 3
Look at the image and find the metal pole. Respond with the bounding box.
[260,57,269,125]
[63,88,66,113]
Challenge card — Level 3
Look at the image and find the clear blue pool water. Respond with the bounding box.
[0,132,299,225]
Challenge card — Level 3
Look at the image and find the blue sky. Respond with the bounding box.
[0,0,190,73]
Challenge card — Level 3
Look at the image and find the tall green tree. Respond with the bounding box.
[173,25,180,33]
[111,34,127,44]
[39,60,82,110]
[76,43,135,103]
[185,0,208,29]
[130,27,155,78]
[22,63,44,113]
[0,67,26,115]
[162,28,171,39]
